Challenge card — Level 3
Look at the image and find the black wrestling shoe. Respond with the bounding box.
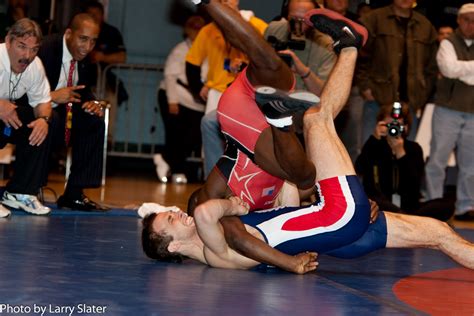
[304,8,368,54]
[255,87,319,129]
[57,194,110,212]
[454,210,474,221]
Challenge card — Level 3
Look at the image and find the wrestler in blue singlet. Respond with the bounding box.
[239,175,388,259]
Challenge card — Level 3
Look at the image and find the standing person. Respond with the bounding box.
[186,0,268,178]
[154,16,208,183]
[82,0,128,137]
[38,13,108,211]
[425,3,474,221]
[0,18,52,217]
[357,0,438,143]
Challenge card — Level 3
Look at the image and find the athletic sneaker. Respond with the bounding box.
[304,8,368,54]
[0,204,11,218]
[255,86,319,129]
[153,153,170,183]
[2,191,51,215]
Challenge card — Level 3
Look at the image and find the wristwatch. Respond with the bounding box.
[39,116,50,124]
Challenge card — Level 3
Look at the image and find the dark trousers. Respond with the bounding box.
[1,103,51,195]
[50,102,105,189]
[158,89,203,177]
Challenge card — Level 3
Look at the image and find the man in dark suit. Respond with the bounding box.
[38,13,108,211]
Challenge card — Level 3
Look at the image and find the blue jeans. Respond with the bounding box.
[201,110,224,179]
[425,106,474,214]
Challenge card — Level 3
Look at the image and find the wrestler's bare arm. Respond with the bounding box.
[194,198,260,269]
[221,216,318,274]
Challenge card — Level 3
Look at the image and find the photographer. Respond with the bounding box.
[355,103,454,221]
[264,0,336,95]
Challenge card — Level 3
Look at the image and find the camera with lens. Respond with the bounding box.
[267,17,307,52]
[386,102,405,137]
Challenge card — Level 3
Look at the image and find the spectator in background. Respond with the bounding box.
[355,103,454,221]
[265,0,335,96]
[38,13,108,211]
[357,0,438,144]
[357,3,372,19]
[82,0,128,138]
[186,0,267,179]
[154,16,208,184]
[0,18,52,217]
[0,0,56,42]
[425,3,474,221]
[437,25,454,43]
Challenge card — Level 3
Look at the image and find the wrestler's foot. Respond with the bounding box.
[304,8,368,54]
[255,86,319,130]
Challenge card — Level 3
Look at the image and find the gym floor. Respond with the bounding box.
[0,169,472,315]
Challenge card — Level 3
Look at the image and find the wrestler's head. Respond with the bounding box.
[65,13,100,61]
[5,18,42,74]
[142,211,195,262]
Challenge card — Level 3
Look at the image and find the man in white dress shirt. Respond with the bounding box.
[425,3,474,221]
[0,18,52,218]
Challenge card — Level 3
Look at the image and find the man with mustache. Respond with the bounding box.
[0,18,52,218]
[37,13,108,211]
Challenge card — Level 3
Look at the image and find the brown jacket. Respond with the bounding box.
[357,5,438,110]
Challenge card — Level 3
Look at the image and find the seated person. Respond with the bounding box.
[355,103,454,220]
[141,8,474,273]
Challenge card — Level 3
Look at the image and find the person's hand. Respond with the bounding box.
[368,199,379,224]
[278,49,307,76]
[373,120,388,140]
[0,99,22,129]
[289,252,319,274]
[199,86,210,102]
[168,102,179,115]
[89,51,105,64]
[228,196,250,216]
[228,58,246,74]
[82,100,105,117]
[361,88,375,101]
[27,118,49,146]
[51,85,85,104]
[386,135,405,159]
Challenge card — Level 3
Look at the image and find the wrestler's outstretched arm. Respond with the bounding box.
[195,197,318,273]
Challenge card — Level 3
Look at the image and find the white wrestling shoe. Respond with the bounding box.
[138,202,181,218]
[2,191,51,215]
[0,204,11,218]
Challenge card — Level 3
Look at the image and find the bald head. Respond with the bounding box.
[68,13,99,31]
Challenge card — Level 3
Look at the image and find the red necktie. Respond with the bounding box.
[65,60,76,145]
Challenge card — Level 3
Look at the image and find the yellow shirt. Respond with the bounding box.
[186,16,267,92]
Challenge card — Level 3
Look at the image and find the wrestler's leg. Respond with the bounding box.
[384,212,474,269]
[202,1,315,189]
[203,0,293,89]
[303,48,358,181]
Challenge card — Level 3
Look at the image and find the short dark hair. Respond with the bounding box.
[141,213,185,263]
[281,0,320,20]
[67,13,98,31]
[7,18,42,43]
[376,102,413,137]
[81,0,104,14]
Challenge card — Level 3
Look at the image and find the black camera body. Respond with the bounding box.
[386,102,405,137]
[267,18,307,52]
